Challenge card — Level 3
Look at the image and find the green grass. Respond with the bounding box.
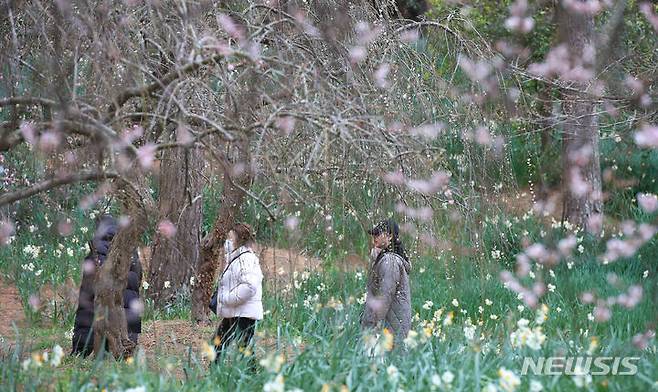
[2,240,657,391]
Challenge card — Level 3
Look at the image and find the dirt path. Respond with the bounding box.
[0,279,25,342]
[138,319,297,379]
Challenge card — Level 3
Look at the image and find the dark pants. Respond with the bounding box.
[72,328,139,357]
[213,317,256,363]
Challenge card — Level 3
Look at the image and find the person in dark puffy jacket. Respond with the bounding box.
[71,215,142,357]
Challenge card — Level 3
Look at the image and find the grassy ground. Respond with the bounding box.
[1,179,656,392]
[1,243,656,391]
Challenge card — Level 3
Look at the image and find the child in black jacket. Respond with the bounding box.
[71,215,142,357]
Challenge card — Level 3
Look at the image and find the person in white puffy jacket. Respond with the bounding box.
[213,223,263,362]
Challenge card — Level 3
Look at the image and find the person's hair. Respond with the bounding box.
[389,230,409,263]
[232,223,255,248]
[374,219,409,263]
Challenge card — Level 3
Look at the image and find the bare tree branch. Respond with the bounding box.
[0,171,120,207]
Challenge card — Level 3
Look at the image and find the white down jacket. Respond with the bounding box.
[216,240,264,320]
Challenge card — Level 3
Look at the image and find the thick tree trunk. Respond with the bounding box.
[191,66,258,323]
[191,151,252,322]
[557,4,602,233]
[148,146,203,306]
[93,176,152,359]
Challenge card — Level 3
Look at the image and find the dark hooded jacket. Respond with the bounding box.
[72,216,142,342]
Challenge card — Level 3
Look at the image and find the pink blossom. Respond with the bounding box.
[625,285,643,308]
[129,298,145,315]
[593,304,611,322]
[293,11,320,37]
[637,224,656,241]
[458,56,492,83]
[0,220,15,246]
[83,260,96,274]
[406,171,451,195]
[581,292,595,304]
[28,294,40,311]
[383,171,405,185]
[276,116,296,136]
[495,41,530,59]
[620,220,636,236]
[634,124,658,148]
[57,219,74,236]
[136,143,157,169]
[523,293,538,308]
[399,28,419,43]
[349,46,367,63]
[122,125,144,145]
[212,41,233,56]
[632,330,656,350]
[568,168,589,197]
[64,151,77,164]
[604,102,619,117]
[505,0,534,33]
[525,243,548,261]
[38,131,61,152]
[396,204,433,222]
[639,94,653,108]
[505,16,534,33]
[217,14,244,41]
[474,127,492,145]
[247,41,261,62]
[500,271,539,308]
[176,125,194,145]
[118,215,132,228]
[516,253,531,277]
[415,206,433,222]
[508,0,529,16]
[532,282,546,297]
[637,193,658,213]
[640,2,658,32]
[366,296,387,318]
[409,123,445,139]
[528,45,570,78]
[229,162,246,177]
[587,213,603,235]
[374,63,390,89]
[562,0,603,15]
[562,65,594,82]
[614,285,643,309]
[19,122,37,146]
[625,76,644,96]
[568,144,593,166]
[284,216,299,231]
[603,238,637,261]
[157,220,177,239]
[355,21,381,45]
[558,235,577,257]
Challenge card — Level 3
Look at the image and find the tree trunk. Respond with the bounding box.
[93,176,152,359]
[557,4,603,233]
[148,146,203,306]
[191,66,258,323]
[191,149,252,322]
